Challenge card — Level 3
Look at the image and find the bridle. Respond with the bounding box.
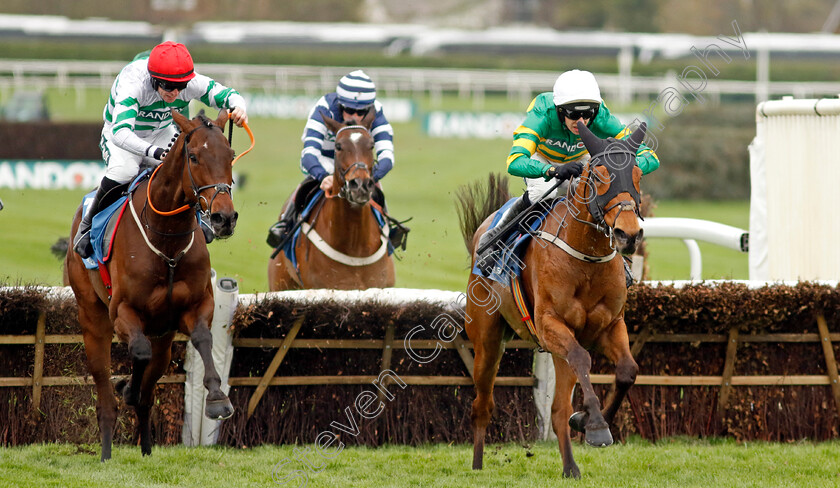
[334,124,376,205]
[146,118,233,217]
[566,145,642,245]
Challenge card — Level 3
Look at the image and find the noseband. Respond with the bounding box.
[334,125,376,204]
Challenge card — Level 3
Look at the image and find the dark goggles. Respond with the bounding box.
[558,104,598,121]
[154,78,189,92]
[340,104,371,116]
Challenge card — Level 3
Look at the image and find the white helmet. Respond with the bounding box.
[552,70,602,107]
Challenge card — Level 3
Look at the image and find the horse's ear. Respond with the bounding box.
[360,107,375,130]
[172,109,190,132]
[321,110,343,134]
[214,109,229,129]
[577,120,606,155]
[627,121,647,150]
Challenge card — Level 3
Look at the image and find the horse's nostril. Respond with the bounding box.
[210,213,224,226]
[613,228,628,241]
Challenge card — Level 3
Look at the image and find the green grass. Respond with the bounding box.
[0,88,750,292]
[1,438,838,487]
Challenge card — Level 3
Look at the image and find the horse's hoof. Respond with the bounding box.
[563,464,581,479]
[205,397,234,420]
[585,427,613,448]
[569,411,588,433]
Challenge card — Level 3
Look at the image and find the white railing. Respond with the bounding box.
[3,59,840,105]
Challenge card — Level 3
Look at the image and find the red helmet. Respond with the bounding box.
[147,41,196,82]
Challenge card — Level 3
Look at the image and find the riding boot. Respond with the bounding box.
[197,210,214,244]
[266,202,299,249]
[623,256,635,287]
[475,193,531,276]
[73,177,121,258]
[373,185,411,251]
[388,220,411,251]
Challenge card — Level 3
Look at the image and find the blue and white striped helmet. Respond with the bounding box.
[336,70,376,109]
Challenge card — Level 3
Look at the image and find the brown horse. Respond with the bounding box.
[65,110,237,461]
[268,112,395,290]
[456,121,647,478]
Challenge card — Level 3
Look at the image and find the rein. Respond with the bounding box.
[146,122,232,216]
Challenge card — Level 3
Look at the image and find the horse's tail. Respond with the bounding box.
[51,237,69,260]
[455,172,510,255]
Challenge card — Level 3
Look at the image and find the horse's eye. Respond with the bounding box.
[335,142,342,151]
[189,154,198,164]
[370,142,375,150]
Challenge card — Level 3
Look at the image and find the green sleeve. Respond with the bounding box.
[592,103,660,175]
[508,155,550,179]
[636,148,660,174]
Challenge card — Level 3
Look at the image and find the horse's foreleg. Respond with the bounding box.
[80,308,117,462]
[541,320,613,448]
[190,318,234,420]
[551,357,581,479]
[135,336,174,456]
[597,319,638,425]
[114,306,151,407]
[465,280,506,470]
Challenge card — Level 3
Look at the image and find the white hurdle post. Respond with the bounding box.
[751,97,840,280]
[182,270,238,446]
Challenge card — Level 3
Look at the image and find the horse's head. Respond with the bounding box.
[574,120,645,254]
[322,111,377,207]
[172,109,238,238]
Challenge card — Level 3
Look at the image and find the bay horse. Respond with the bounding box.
[65,110,238,461]
[268,111,395,290]
[456,121,647,478]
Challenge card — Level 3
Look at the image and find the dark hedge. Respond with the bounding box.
[0,282,838,447]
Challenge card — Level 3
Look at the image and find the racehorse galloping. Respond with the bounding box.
[268,111,395,290]
[457,121,647,478]
[65,110,237,461]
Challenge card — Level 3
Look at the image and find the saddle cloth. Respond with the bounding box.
[282,190,392,272]
[80,170,150,270]
[471,197,559,285]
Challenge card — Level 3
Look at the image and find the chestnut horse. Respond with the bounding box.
[268,112,395,290]
[456,121,647,478]
[65,110,237,461]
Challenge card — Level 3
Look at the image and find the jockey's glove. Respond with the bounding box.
[545,161,583,181]
[149,146,167,161]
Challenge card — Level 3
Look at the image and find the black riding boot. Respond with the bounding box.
[266,202,300,249]
[197,210,214,244]
[475,193,531,276]
[73,177,121,258]
[372,185,411,251]
[623,256,635,287]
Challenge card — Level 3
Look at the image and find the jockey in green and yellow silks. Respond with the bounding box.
[476,69,660,279]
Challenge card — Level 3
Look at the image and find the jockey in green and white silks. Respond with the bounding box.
[74,41,248,258]
[101,45,246,183]
[507,70,659,201]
